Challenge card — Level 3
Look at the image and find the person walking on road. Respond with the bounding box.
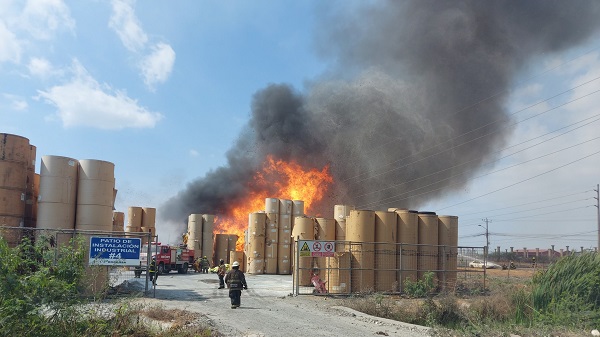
[224,261,247,308]
[217,259,226,289]
[149,257,158,286]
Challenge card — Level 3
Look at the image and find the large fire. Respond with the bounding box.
[214,156,333,250]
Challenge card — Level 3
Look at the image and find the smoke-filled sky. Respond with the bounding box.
[3,0,600,249]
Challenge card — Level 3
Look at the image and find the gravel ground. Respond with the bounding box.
[128,271,431,337]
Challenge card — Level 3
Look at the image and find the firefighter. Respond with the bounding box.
[193,257,201,273]
[225,261,247,309]
[217,259,226,289]
[200,256,210,273]
[149,257,158,286]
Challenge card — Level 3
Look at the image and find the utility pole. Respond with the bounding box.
[595,184,599,252]
[479,218,491,290]
[479,218,490,260]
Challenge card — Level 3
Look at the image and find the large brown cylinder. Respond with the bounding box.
[315,218,336,241]
[375,211,397,292]
[187,214,203,251]
[417,212,438,282]
[279,199,293,269]
[37,156,78,241]
[112,212,124,231]
[346,210,375,292]
[278,218,291,274]
[314,218,335,271]
[0,188,25,216]
[292,200,304,217]
[334,205,355,242]
[326,252,351,294]
[75,160,115,232]
[0,134,29,238]
[265,212,278,274]
[202,214,215,263]
[230,250,245,272]
[279,199,292,215]
[0,160,27,189]
[142,207,156,228]
[277,241,291,275]
[214,233,238,265]
[128,207,143,228]
[266,212,279,244]
[265,198,279,213]
[214,234,230,265]
[438,215,458,290]
[247,212,266,274]
[292,216,314,286]
[0,133,30,163]
[396,210,418,286]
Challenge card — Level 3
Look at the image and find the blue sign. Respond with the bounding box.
[89,237,142,266]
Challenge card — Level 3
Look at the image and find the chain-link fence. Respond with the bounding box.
[0,226,157,297]
[293,240,486,295]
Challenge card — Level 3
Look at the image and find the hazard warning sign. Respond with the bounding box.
[300,241,311,257]
[298,240,335,257]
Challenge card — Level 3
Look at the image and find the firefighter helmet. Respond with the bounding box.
[232,261,240,267]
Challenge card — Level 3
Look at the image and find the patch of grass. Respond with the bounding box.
[342,264,595,337]
[531,253,600,329]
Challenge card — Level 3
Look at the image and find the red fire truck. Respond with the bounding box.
[143,243,195,274]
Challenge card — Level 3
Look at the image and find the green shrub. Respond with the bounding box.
[403,272,436,298]
[0,235,86,336]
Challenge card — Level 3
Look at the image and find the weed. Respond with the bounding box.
[403,272,436,298]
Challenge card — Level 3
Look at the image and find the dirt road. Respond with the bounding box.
[131,272,431,337]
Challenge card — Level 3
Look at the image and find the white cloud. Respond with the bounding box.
[109,0,147,52]
[0,21,21,63]
[2,93,28,111]
[107,0,175,90]
[27,57,54,78]
[19,0,75,40]
[37,59,163,130]
[12,99,28,111]
[189,149,199,157]
[139,42,175,90]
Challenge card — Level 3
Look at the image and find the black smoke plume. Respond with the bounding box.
[161,0,600,223]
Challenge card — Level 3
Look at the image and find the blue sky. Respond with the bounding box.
[2,0,600,251]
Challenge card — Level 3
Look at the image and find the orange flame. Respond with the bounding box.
[214,156,333,250]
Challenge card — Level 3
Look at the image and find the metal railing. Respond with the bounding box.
[293,240,486,295]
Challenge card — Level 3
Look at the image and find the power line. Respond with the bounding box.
[435,150,600,212]
[459,190,590,216]
[356,113,600,201]
[345,76,600,185]
[459,198,590,223]
[358,135,600,208]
